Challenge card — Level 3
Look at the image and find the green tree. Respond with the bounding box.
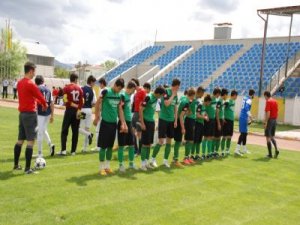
[54,66,69,78]
[102,60,118,71]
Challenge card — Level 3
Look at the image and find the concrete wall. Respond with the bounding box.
[36,65,54,78]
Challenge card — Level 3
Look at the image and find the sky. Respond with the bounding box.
[0,0,300,64]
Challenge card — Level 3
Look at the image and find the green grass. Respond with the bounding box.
[1,107,300,225]
[234,120,300,134]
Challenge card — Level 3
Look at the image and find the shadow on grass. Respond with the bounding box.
[252,157,272,162]
[0,170,23,180]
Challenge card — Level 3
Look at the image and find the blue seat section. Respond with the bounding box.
[275,77,300,98]
[105,45,164,81]
[155,44,243,90]
[213,42,300,94]
[151,45,191,68]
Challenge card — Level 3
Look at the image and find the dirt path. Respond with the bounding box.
[1,99,299,151]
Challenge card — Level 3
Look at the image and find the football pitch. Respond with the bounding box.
[0,107,300,225]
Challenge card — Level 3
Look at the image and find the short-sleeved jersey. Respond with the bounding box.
[196,101,206,124]
[177,96,189,119]
[224,99,235,121]
[133,87,146,112]
[101,87,122,123]
[120,91,132,122]
[37,85,53,116]
[217,98,224,120]
[240,96,252,120]
[265,98,278,119]
[63,83,84,110]
[142,93,158,122]
[206,96,218,119]
[82,85,96,109]
[159,88,178,122]
[186,98,197,120]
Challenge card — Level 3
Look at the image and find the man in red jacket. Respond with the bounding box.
[14,62,47,174]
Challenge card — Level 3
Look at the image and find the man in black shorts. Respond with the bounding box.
[202,94,213,159]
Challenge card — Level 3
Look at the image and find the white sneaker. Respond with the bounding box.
[57,150,67,156]
[234,149,243,156]
[146,163,154,169]
[119,165,126,173]
[163,160,170,168]
[242,147,251,154]
[71,152,76,156]
[140,165,147,171]
[81,149,87,153]
[150,159,158,168]
[225,150,230,155]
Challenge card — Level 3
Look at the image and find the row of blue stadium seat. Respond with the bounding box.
[275,77,300,98]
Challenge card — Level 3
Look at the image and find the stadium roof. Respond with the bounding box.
[257,5,300,16]
[21,41,54,58]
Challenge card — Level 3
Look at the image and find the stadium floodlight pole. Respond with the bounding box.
[284,14,294,79]
[257,11,269,97]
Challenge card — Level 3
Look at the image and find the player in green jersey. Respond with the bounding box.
[139,86,165,171]
[221,90,238,155]
[94,78,126,176]
[117,81,137,172]
[214,88,228,157]
[201,94,212,159]
[151,79,180,168]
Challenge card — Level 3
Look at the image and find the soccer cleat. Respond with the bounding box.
[81,149,87,153]
[226,150,230,156]
[105,168,114,174]
[13,165,22,170]
[242,147,251,154]
[24,168,38,175]
[183,158,190,165]
[140,165,147,171]
[99,169,107,176]
[50,144,55,156]
[119,165,126,173]
[201,155,206,160]
[274,151,279,159]
[234,149,243,156]
[163,160,170,168]
[57,150,67,156]
[190,155,196,160]
[150,159,158,168]
[214,152,219,158]
[88,133,94,145]
[188,157,195,164]
[146,163,154,169]
[173,160,184,168]
[221,152,225,157]
[194,155,201,161]
[71,152,76,156]
[265,154,272,159]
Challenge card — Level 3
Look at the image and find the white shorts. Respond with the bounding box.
[80,108,92,129]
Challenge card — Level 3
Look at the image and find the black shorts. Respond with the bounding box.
[265,119,277,137]
[222,119,234,136]
[174,118,183,142]
[158,118,174,139]
[141,120,155,145]
[18,112,38,141]
[184,117,195,141]
[118,121,134,146]
[214,119,223,138]
[132,112,142,132]
[204,119,215,137]
[98,120,117,149]
[194,121,204,143]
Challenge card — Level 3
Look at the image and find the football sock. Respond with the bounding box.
[185,142,191,157]
[25,146,33,171]
[267,141,272,156]
[237,134,243,145]
[164,144,171,160]
[207,140,212,154]
[152,144,161,158]
[106,147,113,161]
[226,138,231,149]
[14,143,22,166]
[118,146,124,165]
[174,141,181,160]
[202,139,207,155]
[211,140,215,152]
[138,140,142,154]
[221,138,226,151]
[215,139,220,152]
[99,148,106,161]
[128,146,135,163]
[133,135,138,153]
[141,147,147,161]
[146,147,150,160]
[191,143,196,155]
[271,138,278,151]
[195,142,200,155]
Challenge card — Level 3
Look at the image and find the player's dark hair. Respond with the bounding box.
[24,61,36,74]
[249,89,255,96]
[70,73,78,82]
[35,75,44,85]
[187,87,196,96]
[143,82,151,90]
[183,89,188,95]
[131,78,140,87]
[213,87,221,95]
[154,86,165,95]
[87,75,96,85]
[171,78,181,87]
[127,81,136,89]
[231,90,238,96]
[264,91,271,98]
[221,88,228,96]
[204,94,212,102]
[115,78,125,88]
[98,78,107,86]
[197,86,205,93]
[163,84,169,88]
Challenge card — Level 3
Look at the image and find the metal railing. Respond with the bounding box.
[268,51,300,94]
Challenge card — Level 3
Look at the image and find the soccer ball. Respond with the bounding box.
[35,157,46,169]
